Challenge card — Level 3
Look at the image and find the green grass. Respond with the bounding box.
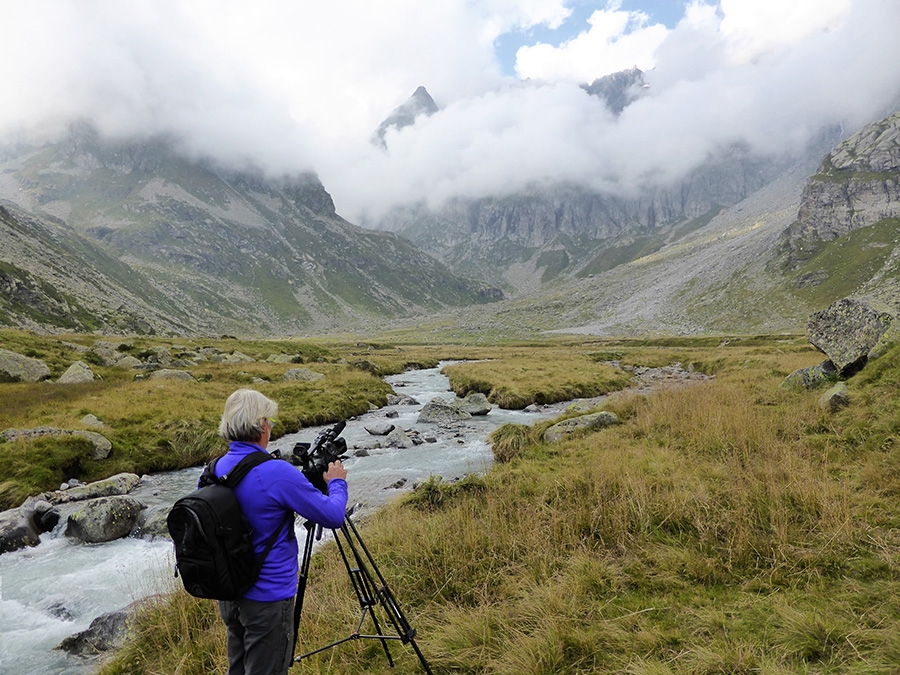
[792,218,900,306]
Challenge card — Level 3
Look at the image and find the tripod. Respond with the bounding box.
[292,507,433,673]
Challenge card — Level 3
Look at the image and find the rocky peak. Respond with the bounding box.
[372,86,439,147]
[581,67,647,115]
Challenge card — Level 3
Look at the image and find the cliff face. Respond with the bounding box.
[0,126,500,336]
[378,147,794,290]
[786,111,900,263]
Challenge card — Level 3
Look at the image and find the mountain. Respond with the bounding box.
[0,124,500,336]
[392,108,900,339]
[368,77,850,301]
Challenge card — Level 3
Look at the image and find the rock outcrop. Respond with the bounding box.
[0,348,50,382]
[542,411,620,444]
[806,297,897,374]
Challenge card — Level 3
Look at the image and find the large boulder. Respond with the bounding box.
[385,427,414,449]
[57,361,95,384]
[56,606,134,656]
[47,473,141,504]
[542,411,620,444]
[0,507,41,553]
[457,393,492,416]
[780,360,838,390]
[0,348,51,382]
[0,427,113,460]
[283,367,325,382]
[65,495,145,543]
[417,398,472,423]
[806,298,897,374]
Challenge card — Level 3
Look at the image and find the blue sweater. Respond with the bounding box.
[209,441,348,602]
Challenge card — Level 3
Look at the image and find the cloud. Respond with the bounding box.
[0,0,898,224]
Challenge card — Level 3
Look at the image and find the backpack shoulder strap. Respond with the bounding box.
[220,451,275,489]
[200,451,275,489]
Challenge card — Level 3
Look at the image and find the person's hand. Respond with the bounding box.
[323,460,347,484]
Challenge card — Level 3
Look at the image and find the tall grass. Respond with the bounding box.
[18,331,900,673]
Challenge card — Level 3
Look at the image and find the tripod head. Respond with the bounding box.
[292,420,348,494]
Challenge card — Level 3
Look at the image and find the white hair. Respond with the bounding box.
[218,389,278,442]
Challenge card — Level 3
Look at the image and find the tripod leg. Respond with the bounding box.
[292,521,319,657]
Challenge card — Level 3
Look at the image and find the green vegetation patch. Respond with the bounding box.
[792,217,900,306]
[578,233,666,277]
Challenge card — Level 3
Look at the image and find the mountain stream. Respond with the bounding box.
[0,362,572,675]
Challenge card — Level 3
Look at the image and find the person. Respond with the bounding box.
[212,388,348,675]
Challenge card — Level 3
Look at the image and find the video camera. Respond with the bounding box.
[292,421,348,494]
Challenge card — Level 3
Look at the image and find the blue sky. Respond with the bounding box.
[495,1,687,76]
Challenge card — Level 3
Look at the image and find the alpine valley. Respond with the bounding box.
[1,77,899,339]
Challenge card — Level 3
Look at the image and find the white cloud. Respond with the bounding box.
[0,0,898,225]
[514,6,669,82]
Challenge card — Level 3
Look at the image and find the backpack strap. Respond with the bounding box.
[199,451,293,575]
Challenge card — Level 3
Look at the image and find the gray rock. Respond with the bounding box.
[81,414,106,428]
[457,392,492,416]
[0,427,113,460]
[131,506,171,540]
[386,393,419,406]
[417,398,472,423]
[268,354,300,364]
[57,361,95,384]
[818,382,851,412]
[56,607,133,655]
[65,495,145,543]
[283,367,325,382]
[542,411,620,444]
[385,427,414,449]
[0,507,41,554]
[115,354,143,368]
[224,351,255,363]
[364,423,396,436]
[149,368,196,381]
[806,297,897,374]
[47,473,141,504]
[0,348,51,382]
[780,360,838,390]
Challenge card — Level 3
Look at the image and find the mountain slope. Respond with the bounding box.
[0,125,500,336]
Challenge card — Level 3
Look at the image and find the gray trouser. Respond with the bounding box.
[218,597,295,675]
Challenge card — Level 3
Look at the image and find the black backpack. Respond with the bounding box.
[167,452,289,600]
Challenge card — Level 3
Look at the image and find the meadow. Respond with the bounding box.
[6,329,900,673]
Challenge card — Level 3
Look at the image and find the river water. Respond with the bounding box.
[0,362,568,675]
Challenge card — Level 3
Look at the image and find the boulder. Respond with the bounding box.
[57,361,95,384]
[806,297,897,374]
[65,495,145,543]
[385,427,414,449]
[56,607,133,656]
[386,393,419,406]
[780,360,838,390]
[364,423,396,436]
[818,382,851,412]
[224,351,255,363]
[542,411,620,444]
[0,427,113,460]
[115,354,143,368]
[457,392,492,416]
[0,348,51,382]
[149,368,196,381]
[0,507,41,553]
[81,414,106,428]
[48,473,141,504]
[283,367,325,382]
[417,398,472,423]
[131,506,171,540]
